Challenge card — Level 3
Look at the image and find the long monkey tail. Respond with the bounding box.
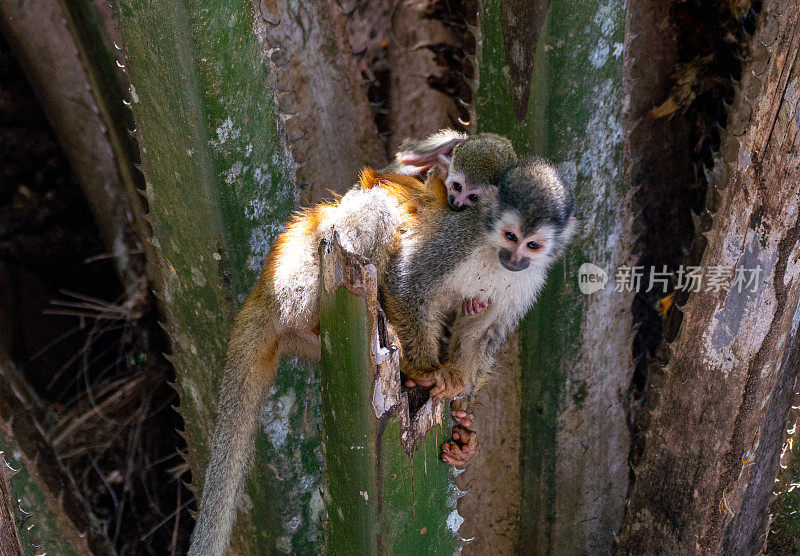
[188,302,281,556]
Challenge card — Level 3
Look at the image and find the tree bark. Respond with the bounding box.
[254,0,388,204]
[0,462,22,556]
[116,0,307,551]
[619,1,800,551]
[472,1,634,553]
[0,350,107,555]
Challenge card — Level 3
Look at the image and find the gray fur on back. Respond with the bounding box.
[383,206,490,321]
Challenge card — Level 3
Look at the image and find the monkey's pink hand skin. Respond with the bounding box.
[450,408,474,428]
[463,298,490,316]
[442,424,477,466]
[450,397,475,428]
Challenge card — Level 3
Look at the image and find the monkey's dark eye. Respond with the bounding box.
[467,194,479,203]
[527,240,541,251]
[505,231,518,242]
[452,182,462,192]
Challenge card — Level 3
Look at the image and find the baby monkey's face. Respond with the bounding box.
[445,171,493,211]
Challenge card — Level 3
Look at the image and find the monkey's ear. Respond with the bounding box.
[398,135,465,167]
[359,167,380,190]
[397,151,434,170]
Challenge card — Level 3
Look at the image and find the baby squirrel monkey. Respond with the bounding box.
[384,129,518,211]
[188,136,547,555]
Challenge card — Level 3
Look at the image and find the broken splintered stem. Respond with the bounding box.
[321,231,447,454]
[319,230,460,552]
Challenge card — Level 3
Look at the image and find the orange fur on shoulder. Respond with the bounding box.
[260,169,448,290]
[423,173,449,210]
[359,167,449,215]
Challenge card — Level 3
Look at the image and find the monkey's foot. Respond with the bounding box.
[462,298,490,316]
[450,398,475,428]
[442,424,477,466]
[430,364,466,402]
[404,364,465,402]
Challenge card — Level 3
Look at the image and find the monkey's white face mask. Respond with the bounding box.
[490,211,559,273]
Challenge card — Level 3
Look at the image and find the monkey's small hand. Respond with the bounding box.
[462,298,490,316]
[442,424,477,466]
[450,409,473,428]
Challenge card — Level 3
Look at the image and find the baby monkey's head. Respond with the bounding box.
[446,133,518,211]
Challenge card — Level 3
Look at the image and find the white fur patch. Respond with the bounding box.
[325,188,403,262]
[446,241,549,324]
[271,187,403,328]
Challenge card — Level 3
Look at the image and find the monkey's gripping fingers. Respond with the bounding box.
[462,298,490,317]
[442,424,477,466]
[450,398,475,428]
[405,364,467,401]
[429,363,465,402]
[450,409,474,428]
[404,376,435,388]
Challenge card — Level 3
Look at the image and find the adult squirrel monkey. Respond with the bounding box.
[382,157,575,465]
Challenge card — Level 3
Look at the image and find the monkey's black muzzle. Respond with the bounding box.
[498,249,530,272]
[448,195,469,212]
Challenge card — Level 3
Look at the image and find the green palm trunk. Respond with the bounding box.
[115,1,320,552]
[318,238,458,554]
[475,1,631,552]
